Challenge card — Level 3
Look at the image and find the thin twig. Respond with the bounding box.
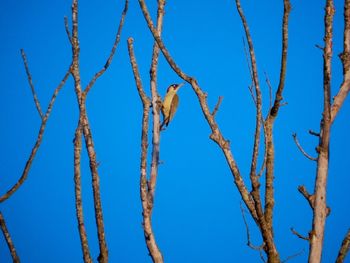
[298,185,315,210]
[211,96,223,117]
[264,71,273,112]
[0,212,20,263]
[290,227,309,241]
[0,68,70,203]
[20,49,44,120]
[335,228,350,263]
[64,16,72,44]
[240,202,265,251]
[292,133,317,161]
[84,0,129,95]
[308,130,320,137]
[282,248,305,263]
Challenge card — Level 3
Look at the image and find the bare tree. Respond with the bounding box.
[295,1,350,262]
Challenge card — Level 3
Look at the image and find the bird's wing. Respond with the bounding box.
[168,94,179,124]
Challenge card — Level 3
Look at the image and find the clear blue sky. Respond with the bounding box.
[1,0,349,262]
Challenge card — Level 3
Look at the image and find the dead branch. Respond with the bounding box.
[331,0,350,123]
[308,1,334,261]
[281,249,305,263]
[292,133,317,161]
[335,228,350,263]
[264,72,273,112]
[64,16,72,44]
[84,0,129,95]
[0,66,70,203]
[0,212,20,263]
[20,49,44,120]
[211,96,224,117]
[136,0,258,225]
[298,185,315,210]
[308,130,320,137]
[74,122,93,263]
[290,227,309,241]
[240,203,265,251]
[263,1,291,251]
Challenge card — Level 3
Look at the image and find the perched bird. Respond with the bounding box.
[160,83,185,129]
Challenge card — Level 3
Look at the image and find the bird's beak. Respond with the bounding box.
[177,82,185,89]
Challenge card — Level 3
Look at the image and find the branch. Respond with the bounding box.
[264,0,291,241]
[137,0,257,223]
[74,123,93,263]
[292,133,317,161]
[298,185,315,210]
[127,37,163,262]
[0,212,20,263]
[290,227,309,241]
[84,0,129,95]
[336,228,350,263]
[211,96,223,117]
[64,16,72,44]
[331,0,350,123]
[282,249,305,263]
[70,1,108,261]
[0,68,70,203]
[240,203,265,251]
[20,49,44,120]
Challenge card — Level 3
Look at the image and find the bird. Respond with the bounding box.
[160,83,185,129]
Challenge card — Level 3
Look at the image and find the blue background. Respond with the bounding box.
[1,0,349,262]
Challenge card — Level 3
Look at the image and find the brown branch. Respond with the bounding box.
[137,0,258,225]
[0,68,70,203]
[331,0,350,123]
[298,185,315,210]
[264,71,273,112]
[70,1,108,262]
[0,212,20,263]
[74,123,93,263]
[336,228,350,263]
[290,227,309,241]
[308,1,334,262]
[20,49,44,120]
[292,133,317,161]
[263,1,291,250]
[211,96,224,117]
[309,130,320,137]
[240,203,265,251]
[127,38,164,262]
[282,249,305,263]
[84,0,129,95]
[64,16,72,44]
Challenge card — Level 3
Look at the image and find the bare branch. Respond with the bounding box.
[211,96,224,117]
[336,228,350,263]
[74,123,93,263]
[308,129,320,137]
[70,1,108,261]
[64,16,72,44]
[0,212,20,263]
[137,0,258,224]
[127,38,150,105]
[290,227,309,241]
[20,49,44,120]
[84,0,129,95]
[331,0,350,123]
[264,71,273,112]
[292,133,317,161]
[264,1,291,244]
[0,68,70,203]
[308,1,334,261]
[298,185,315,210]
[282,249,305,263]
[240,202,265,251]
